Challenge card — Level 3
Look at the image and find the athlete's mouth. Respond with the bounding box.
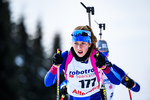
[78,51,83,54]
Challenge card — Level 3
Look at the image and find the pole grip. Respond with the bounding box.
[57,48,60,54]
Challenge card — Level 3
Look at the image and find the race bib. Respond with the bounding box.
[67,58,100,97]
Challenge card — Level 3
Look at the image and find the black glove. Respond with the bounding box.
[106,62,112,67]
[52,52,63,65]
[94,54,106,68]
[124,77,135,89]
[60,85,67,95]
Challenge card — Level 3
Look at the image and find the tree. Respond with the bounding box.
[0,0,66,99]
[0,0,17,99]
[47,32,68,100]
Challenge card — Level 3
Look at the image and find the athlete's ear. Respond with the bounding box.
[88,43,91,47]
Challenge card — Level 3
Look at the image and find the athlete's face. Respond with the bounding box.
[72,41,91,57]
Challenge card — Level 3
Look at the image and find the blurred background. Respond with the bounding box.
[0,0,150,100]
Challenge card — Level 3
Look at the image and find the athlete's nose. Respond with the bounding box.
[77,44,82,49]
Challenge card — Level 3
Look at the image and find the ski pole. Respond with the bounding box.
[125,77,132,100]
[60,95,65,100]
[96,52,108,100]
[56,48,61,100]
[128,89,132,100]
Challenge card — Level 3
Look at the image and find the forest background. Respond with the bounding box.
[1,0,150,100]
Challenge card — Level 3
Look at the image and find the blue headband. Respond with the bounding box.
[71,30,91,43]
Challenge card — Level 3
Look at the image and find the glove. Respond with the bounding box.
[106,62,112,67]
[94,54,106,68]
[124,77,135,89]
[52,51,63,65]
[60,85,67,95]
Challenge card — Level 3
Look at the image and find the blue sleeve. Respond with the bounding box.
[44,71,57,87]
[44,51,68,87]
[112,64,126,77]
[60,80,67,89]
[131,82,140,92]
[113,64,140,92]
[103,68,121,85]
[110,67,121,81]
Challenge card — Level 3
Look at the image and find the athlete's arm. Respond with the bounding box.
[44,51,68,87]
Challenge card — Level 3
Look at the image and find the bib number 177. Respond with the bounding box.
[79,77,96,88]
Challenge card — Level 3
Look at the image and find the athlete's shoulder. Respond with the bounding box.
[62,50,69,56]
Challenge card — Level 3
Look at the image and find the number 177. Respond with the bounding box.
[79,77,96,88]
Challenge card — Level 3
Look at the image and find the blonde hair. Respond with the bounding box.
[74,25,98,51]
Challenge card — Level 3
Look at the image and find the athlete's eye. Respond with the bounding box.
[74,42,78,45]
[82,42,85,45]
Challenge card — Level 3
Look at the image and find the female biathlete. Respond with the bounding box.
[44,26,121,100]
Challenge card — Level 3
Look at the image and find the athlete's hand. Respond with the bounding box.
[52,50,63,65]
[94,53,106,68]
[124,77,135,89]
[60,85,67,95]
[105,62,112,67]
